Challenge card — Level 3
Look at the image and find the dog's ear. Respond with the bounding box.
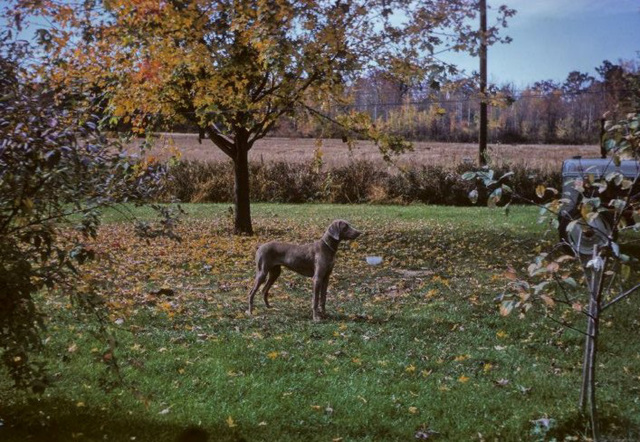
[327,220,342,240]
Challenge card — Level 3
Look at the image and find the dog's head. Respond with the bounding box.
[327,219,362,241]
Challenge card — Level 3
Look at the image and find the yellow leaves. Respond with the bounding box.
[431,275,450,288]
[496,330,507,339]
[158,301,175,319]
[483,363,493,373]
[408,406,418,414]
[425,288,438,299]
[454,354,470,362]
[405,364,416,373]
[113,105,126,117]
[267,351,279,360]
[226,416,237,428]
[458,375,470,383]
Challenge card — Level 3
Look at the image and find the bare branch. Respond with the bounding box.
[547,314,590,337]
[601,283,640,311]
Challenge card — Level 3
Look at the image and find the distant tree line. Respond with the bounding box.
[265,59,640,145]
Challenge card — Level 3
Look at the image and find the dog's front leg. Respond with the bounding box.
[312,275,322,321]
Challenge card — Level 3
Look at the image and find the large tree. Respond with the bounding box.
[6,0,514,234]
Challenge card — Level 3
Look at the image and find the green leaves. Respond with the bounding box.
[603,112,640,158]
[0,35,176,390]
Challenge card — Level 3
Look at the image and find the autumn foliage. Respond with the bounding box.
[5,0,514,234]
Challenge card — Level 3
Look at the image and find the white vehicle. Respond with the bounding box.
[559,157,640,254]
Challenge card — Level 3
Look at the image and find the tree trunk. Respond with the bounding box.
[580,254,605,441]
[233,138,253,236]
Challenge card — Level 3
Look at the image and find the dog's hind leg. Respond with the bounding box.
[247,270,268,315]
[261,265,281,309]
[312,275,323,322]
[319,277,329,317]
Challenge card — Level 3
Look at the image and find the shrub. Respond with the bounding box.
[252,161,324,203]
[167,159,561,207]
[0,37,174,391]
[328,161,386,203]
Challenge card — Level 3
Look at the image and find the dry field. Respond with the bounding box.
[145,133,601,171]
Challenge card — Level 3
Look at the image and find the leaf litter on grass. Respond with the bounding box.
[45,214,544,329]
[29,209,606,440]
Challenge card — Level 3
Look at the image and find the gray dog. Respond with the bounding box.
[247,219,362,321]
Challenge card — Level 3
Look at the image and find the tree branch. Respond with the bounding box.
[601,283,640,311]
[547,314,590,337]
[205,125,235,159]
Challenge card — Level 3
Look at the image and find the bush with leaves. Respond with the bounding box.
[0,36,176,392]
[463,111,640,439]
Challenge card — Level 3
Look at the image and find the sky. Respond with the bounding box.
[1,0,639,88]
[440,0,640,88]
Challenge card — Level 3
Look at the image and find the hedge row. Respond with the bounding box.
[167,159,561,206]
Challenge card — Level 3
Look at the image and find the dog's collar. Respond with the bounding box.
[322,237,338,253]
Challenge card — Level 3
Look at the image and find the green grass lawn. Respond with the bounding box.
[1,204,639,441]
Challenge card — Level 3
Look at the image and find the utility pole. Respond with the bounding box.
[479,0,488,166]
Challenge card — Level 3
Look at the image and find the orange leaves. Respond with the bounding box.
[499,301,516,317]
[457,375,470,383]
[133,59,163,85]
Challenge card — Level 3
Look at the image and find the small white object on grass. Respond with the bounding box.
[366,256,383,265]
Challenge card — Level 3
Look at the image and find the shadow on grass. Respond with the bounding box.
[0,398,241,442]
[546,410,640,441]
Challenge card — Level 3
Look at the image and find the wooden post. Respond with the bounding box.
[599,117,607,159]
[479,0,488,166]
